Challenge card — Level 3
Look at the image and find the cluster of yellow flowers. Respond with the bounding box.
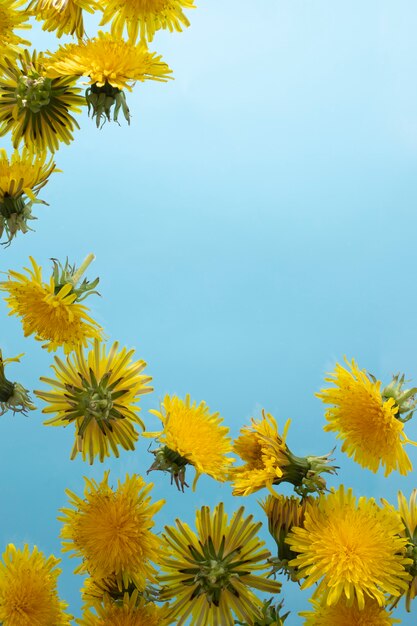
[1,3,417,626]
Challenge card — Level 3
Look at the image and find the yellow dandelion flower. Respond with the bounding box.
[99,0,195,43]
[260,494,312,581]
[0,0,31,60]
[47,32,172,126]
[0,350,35,415]
[27,0,98,39]
[0,148,58,245]
[316,358,417,476]
[230,410,336,497]
[36,338,152,463]
[146,394,234,491]
[0,49,83,153]
[299,596,401,626]
[286,485,411,609]
[0,543,72,626]
[1,255,102,354]
[159,502,281,626]
[60,472,164,591]
[77,590,171,626]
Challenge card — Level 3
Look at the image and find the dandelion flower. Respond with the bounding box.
[0,0,31,60]
[0,544,71,626]
[36,338,152,463]
[60,472,164,591]
[27,0,99,39]
[77,590,171,626]
[0,350,35,415]
[260,494,312,581]
[299,596,400,626]
[0,49,83,153]
[1,255,102,353]
[286,485,411,609]
[147,394,234,491]
[47,32,172,126]
[99,0,195,43]
[159,502,281,626]
[0,148,58,245]
[230,410,336,497]
[316,358,417,476]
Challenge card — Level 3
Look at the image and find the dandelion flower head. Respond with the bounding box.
[147,393,234,490]
[317,358,417,476]
[60,472,164,591]
[36,338,152,463]
[159,502,281,626]
[0,49,82,153]
[286,485,411,609]
[0,148,58,245]
[0,543,71,626]
[99,0,195,43]
[1,256,102,353]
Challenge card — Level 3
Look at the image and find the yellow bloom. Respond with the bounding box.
[0,148,58,245]
[47,32,172,126]
[36,338,152,463]
[0,0,31,60]
[0,544,71,626]
[77,591,171,625]
[1,256,102,354]
[27,0,98,39]
[0,350,35,415]
[286,485,411,609]
[316,358,417,476]
[260,494,312,581]
[60,472,164,591]
[147,394,234,490]
[159,502,281,626]
[231,411,336,497]
[99,0,195,43]
[299,596,401,626]
[0,49,83,153]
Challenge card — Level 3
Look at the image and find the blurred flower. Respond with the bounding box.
[299,596,400,625]
[0,147,58,245]
[230,410,336,497]
[77,590,170,625]
[60,472,164,591]
[386,490,417,612]
[47,32,172,126]
[159,502,281,626]
[0,49,83,153]
[36,338,152,463]
[27,0,98,39]
[0,350,35,415]
[147,394,234,491]
[286,485,411,609]
[1,255,102,353]
[317,358,417,476]
[99,0,195,43]
[0,544,72,626]
[0,0,31,60]
[260,494,312,581]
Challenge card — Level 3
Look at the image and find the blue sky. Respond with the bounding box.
[2,1,417,623]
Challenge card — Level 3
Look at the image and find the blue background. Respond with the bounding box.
[2,1,417,622]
